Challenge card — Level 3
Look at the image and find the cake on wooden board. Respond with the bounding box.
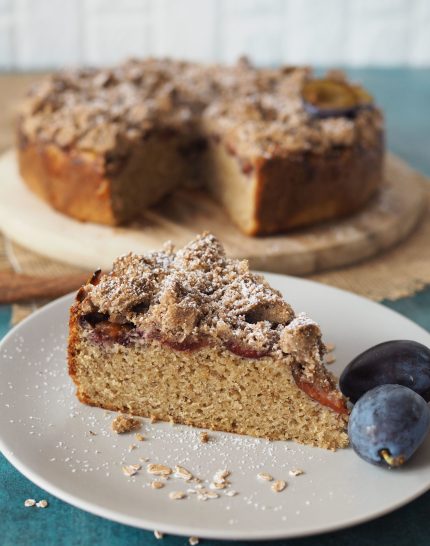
[68,233,349,449]
[18,58,384,236]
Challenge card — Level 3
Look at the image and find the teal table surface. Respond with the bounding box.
[1,68,430,546]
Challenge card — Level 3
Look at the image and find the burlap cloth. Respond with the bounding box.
[1,179,429,325]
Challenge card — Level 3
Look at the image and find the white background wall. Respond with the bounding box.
[1,0,430,70]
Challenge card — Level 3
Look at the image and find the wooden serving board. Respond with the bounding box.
[0,150,426,275]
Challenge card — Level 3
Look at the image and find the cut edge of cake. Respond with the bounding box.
[68,232,349,450]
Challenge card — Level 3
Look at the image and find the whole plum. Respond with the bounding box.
[340,340,430,403]
[348,384,430,467]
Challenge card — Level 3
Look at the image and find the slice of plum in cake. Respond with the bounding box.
[68,233,348,449]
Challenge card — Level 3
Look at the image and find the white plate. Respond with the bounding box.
[0,274,430,540]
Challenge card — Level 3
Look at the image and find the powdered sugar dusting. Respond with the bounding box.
[79,233,301,354]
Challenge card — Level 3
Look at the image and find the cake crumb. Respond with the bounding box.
[135,433,145,441]
[154,530,164,539]
[189,537,199,545]
[271,480,287,492]
[111,414,141,434]
[147,464,172,476]
[257,472,273,481]
[24,499,36,507]
[199,431,210,444]
[128,444,137,452]
[151,481,165,490]
[150,415,158,424]
[169,491,186,500]
[325,354,336,364]
[289,468,305,477]
[36,500,48,508]
[325,342,336,352]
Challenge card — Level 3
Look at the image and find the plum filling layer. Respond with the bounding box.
[292,366,348,415]
[79,314,346,415]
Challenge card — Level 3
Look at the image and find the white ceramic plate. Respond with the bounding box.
[0,274,429,540]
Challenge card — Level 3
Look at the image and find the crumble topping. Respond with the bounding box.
[19,57,382,160]
[75,233,338,394]
[79,232,301,355]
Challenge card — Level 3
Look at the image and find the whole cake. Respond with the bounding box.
[18,58,384,236]
[68,233,349,449]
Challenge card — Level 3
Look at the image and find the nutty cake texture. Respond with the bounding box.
[18,58,384,235]
[68,233,348,449]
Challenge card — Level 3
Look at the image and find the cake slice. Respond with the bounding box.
[68,233,348,449]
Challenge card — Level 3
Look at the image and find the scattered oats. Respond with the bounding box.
[289,468,305,477]
[24,499,36,507]
[271,480,287,493]
[128,444,137,452]
[225,490,238,497]
[189,537,199,545]
[112,414,141,434]
[122,464,141,477]
[151,481,165,490]
[197,489,219,501]
[36,500,48,508]
[257,472,273,482]
[174,465,193,481]
[205,491,219,499]
[210,482,226,490]
[147,464,172,476]
[187,488,197,494]
[169,491,186,500]
[199,431,210,443]
[213,469,230,483]
[325,342,336,352]
[325,354,336,364]
[154,530,164,539]
[135,433,145,441]
[139,457,150,463]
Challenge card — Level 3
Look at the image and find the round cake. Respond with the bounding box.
[17,58,384,236]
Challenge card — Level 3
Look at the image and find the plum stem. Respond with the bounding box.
[379,449,406,467]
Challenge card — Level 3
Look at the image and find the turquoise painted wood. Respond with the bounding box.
[1,68,430,546]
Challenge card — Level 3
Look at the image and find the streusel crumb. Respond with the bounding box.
[111,414,141,434]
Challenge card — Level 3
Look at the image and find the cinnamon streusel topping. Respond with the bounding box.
[19,58,382,160]
[78,233,325,360]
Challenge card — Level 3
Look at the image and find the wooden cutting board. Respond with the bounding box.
[0,150,426,275]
